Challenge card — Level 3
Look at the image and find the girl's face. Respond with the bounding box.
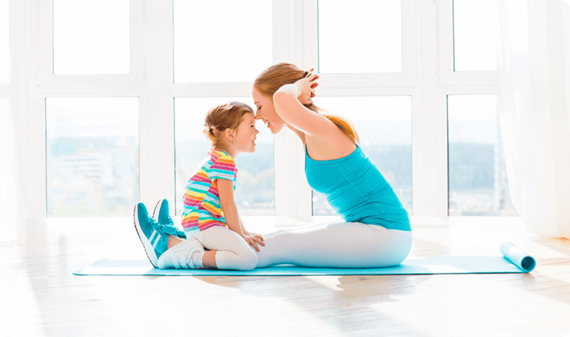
[252,87,287,134]
[231,113,259,153]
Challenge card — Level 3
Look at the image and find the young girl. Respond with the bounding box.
[133,101,264,270]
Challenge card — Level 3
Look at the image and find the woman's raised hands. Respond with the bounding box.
[293,68,319,106]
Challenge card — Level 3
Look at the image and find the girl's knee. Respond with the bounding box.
[237,250,258,270]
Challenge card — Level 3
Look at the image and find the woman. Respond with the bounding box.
[251,62,412,268]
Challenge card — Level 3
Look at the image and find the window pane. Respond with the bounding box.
[46,98,139,217]
[174,98,274,216]
[448,95,516,216]
[0,0,9,84]
[173,0,272,83]
[311,96,412,215]
[318,0,402,73]
[53,0,130,74]
[453,0,497,71]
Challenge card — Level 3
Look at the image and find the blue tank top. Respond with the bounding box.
[305,143,411,231]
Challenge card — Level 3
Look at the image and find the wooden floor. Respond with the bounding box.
[1,216,569,337]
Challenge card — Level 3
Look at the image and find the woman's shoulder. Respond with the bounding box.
[305,132,358,161]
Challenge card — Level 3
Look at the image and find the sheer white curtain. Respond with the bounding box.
[0,0,27,245]
[0,101,27,245]
[497,0,570,238]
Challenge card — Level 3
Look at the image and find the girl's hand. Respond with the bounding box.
[293,68,319,105]
[247,231,264,241]
[242,234,265,252]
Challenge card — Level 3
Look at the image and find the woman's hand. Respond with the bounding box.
[242,234,265,252]
[293,68,319,105]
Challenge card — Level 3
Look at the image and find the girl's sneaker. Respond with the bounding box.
[134,202,171,268]
[158,236,205,269]
[152,199,187,239]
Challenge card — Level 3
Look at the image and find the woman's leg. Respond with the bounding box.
[255,222,412,268]
[197,226,258,270]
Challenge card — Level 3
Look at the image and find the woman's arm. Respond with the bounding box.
[286,124,306,144]
[273,73,337,139]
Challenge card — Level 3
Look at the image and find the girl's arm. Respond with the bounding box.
[217,179,243,236]
[217,179,264,251]
[239,216,249,235]
[239,215,264,241]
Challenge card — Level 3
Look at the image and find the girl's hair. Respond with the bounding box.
[254,62,360,144]
[203,101,254,149]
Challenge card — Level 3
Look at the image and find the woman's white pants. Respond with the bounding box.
[255,222,412,268]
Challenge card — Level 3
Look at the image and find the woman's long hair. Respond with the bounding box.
[254,62,360,144]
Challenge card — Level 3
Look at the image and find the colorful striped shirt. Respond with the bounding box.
[181,149,237,234]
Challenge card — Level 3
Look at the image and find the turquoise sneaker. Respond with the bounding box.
[152,199,186,239]
[133,202,170,268]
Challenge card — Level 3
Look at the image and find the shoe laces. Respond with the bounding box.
[148,216,185,238]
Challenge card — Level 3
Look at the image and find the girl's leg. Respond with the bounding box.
[157,235,205,269]
[161,235,217,269]
[167,235,185,249]
[255,222,412,268]
[197,226,257,270]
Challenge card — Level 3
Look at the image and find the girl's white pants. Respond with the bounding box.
[193,226,258,270]
[158,226,257,270]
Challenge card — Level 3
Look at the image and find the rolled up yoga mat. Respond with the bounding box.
[499,241,536,272]
[73,241,537,276]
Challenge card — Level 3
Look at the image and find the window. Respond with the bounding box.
[447,95,516,216]
[53,0,130,74]
[46,98,139,217]
[27,0,517,220]
[318,0,402,73]
[452,0,497,72]
[173,0,272,83]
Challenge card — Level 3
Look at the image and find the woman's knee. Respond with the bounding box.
[380,232,413,267]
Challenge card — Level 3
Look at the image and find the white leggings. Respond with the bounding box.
[255,222,413,268]
[193,226,258,271]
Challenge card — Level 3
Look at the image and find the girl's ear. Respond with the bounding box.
[224,128,235,142]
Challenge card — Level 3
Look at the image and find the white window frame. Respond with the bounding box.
[439,0,498,86]
[38,0,144,87]
[439,0,500,215]
[18,0,504,221]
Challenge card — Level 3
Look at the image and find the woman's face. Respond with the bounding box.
[252,87,286,134]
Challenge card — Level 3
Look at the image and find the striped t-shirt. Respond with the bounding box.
[181,149,237,234]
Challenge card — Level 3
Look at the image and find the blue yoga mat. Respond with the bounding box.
[73,242,536,276]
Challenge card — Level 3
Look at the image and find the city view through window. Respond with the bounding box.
[46,98,139,217]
